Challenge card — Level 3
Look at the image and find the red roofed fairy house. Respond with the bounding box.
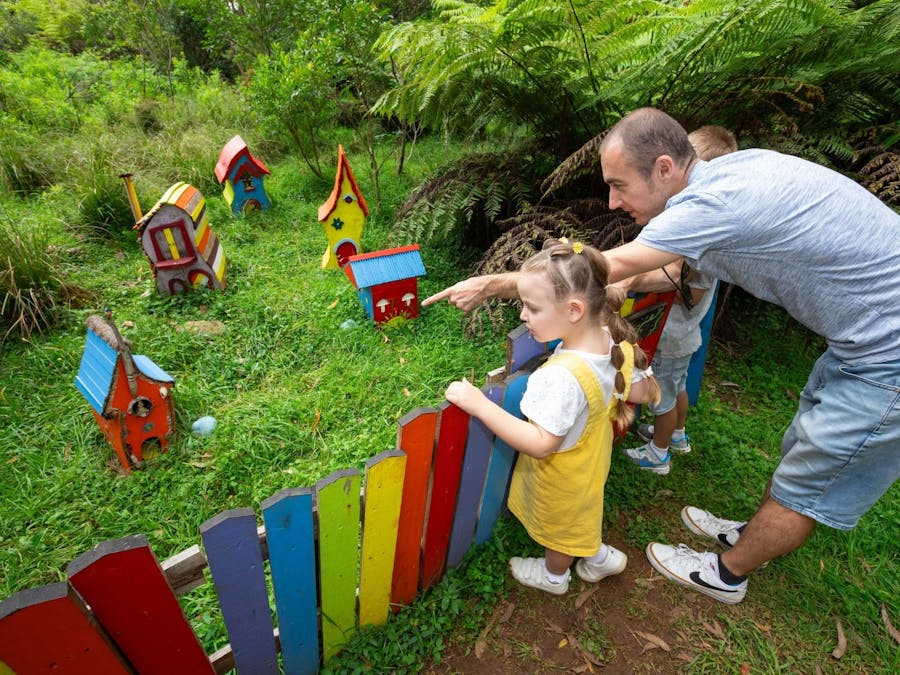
[343,244,426,325]
[74,314,175,472]
[214,134,271,215]
[121,174,227,295]
[318,145,368,269]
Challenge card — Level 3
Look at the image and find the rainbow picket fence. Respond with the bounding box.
[0,293,675,674]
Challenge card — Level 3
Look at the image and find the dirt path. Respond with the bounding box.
[425,515,757,674]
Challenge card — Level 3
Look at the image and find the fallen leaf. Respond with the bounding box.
[740,663,751,674]
[502,641,511,657]
[474,638,486,659]
[532,643,542,658]
[312,409,321,433]
[675,652,694,663]
[831,616,847,659]
[881,604,900,644]
[702,619,725,639]
[399,357,406,365]
[815,665,824,675]
[859,557,872,574]
[753,622,771,633]
[575,584,599,609]
[6,456,19,465]
[498,601,515,624]
[571,664,590,673]
[720,381,740,388]
[634,577,662,588]
[545,620,565,634]
[635,631,671,652]
[558,638,568,648]
[640,642,659,654]
[402,387,411,397]
[327,297,340,309]
[784,387,797,400]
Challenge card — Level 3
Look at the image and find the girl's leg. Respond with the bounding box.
[545,548,574,575]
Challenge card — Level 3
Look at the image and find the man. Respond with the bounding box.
[424,107,900,604]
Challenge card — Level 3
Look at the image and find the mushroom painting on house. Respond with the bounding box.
[121,175,227,295]
[74,314,175,473]
[318,145,368,269]
[343,244,426,325]
[214,134,271,215]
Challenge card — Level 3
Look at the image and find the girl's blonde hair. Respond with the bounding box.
[521,238,660,429]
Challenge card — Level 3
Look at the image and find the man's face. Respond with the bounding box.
[601,141,671,225]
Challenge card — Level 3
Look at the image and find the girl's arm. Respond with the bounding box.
[444,379,563,458]
[626,376,659,405]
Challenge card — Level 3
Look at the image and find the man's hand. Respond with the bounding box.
[422,273,519,312]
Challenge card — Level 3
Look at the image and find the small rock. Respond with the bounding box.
[192,416,217,436]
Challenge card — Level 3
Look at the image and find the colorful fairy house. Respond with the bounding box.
[214,135,271,214]
[343,244,426,325]
[121,174,227,295]
[74,314,175,472]
[318,145,369,269]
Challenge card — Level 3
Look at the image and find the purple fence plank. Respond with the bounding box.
[200,508,278,675]
[506,324,547,374]
[445,383,504,569]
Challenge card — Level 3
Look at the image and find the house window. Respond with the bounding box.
[343,193,355,204]
[241,174,256,192]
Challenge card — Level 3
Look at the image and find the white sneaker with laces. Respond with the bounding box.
[622,442,671,474]
[645,542,747,604]
[575,546,627,583]
[681,505,745,548]
[509,557,569,595]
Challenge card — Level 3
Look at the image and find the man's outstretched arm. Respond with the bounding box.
[422,272,522,312]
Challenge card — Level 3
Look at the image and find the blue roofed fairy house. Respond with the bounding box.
[74,314,175,472]
[342,244,426,325]
[214,135,271,214]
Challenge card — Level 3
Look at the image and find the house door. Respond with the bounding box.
[335,241,358,267]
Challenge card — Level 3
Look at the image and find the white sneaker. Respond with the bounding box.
[622,442,671,474]
[645,542,747,604]
[681,506,745,548]
[637,423,692,453]
[509,557,569,595]
[575,546,627,582]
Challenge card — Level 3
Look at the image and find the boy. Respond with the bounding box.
[621,126,738,474]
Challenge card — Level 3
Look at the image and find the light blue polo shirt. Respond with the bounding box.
[636,149,900,364]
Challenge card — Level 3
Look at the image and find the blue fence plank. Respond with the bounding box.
[686,281,719,405]
[200,508,278,675]
[474,371,529,546]
[261,488,319,675]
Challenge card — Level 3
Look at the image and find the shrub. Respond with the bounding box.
[0,219,88,342]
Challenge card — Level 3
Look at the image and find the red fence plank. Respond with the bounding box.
[420,402,470,589]
[390,407,438,609]
[0,582,131,673]
[67,534,213,674]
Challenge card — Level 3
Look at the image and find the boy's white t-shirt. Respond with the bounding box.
[520,334,651,451]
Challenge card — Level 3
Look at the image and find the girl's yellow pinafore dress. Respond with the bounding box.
[506,344,634,557]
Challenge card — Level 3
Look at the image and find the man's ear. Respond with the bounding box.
[568,298,586,322]
[655,154,676,181]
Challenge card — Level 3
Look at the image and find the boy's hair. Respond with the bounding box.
[600,108,696,178]
[522,238,660,429]
[688,125,738,160]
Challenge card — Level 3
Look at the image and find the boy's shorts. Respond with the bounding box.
[772,349,900,530]
[648,352,693,415]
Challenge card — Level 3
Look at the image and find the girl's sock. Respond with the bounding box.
[585,544,609,566]
[672,427,686,441]
[542,559,570,584]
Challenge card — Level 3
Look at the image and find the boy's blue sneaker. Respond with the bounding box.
[622,442,670,475]
[637,423,692,454]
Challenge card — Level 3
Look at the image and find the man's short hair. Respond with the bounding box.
[602,108,696,177]
[688,125,738,161]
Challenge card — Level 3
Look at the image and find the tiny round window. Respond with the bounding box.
[343,194,355,204]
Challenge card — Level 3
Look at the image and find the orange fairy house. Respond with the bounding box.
[318,145,369,269]
[121,175,227,295]
[74,314,175,472]
[343,244,426,325]
[214,134,271,215]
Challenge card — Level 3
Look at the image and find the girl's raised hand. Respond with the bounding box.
[444,378,486,415]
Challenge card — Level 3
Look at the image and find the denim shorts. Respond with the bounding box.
[648,353,693,415]
[772,349,900,530]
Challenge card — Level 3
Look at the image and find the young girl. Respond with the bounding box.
[445,238,660,594]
